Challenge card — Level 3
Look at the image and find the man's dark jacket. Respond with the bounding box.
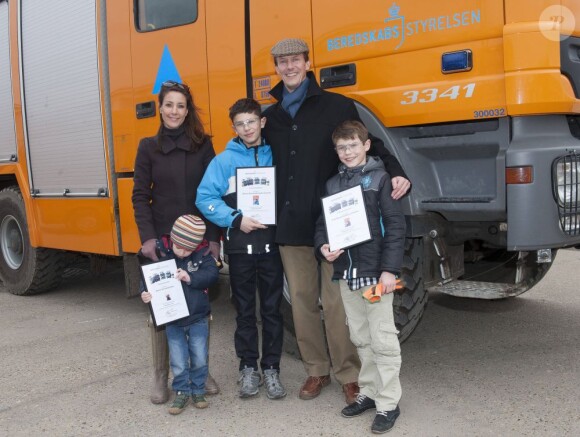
[132,127,220,243]
[263,71,407,246]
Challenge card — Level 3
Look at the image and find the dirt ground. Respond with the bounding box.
[1,250,579,436]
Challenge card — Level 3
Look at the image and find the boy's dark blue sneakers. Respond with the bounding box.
[341,393,376,417]
[371,405,400,434]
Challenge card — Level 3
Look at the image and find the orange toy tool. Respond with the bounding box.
[362,279,404,303]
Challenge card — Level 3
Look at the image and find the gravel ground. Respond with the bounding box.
[0,250,579,436]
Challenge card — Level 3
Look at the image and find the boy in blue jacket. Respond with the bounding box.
[197,98,286,400]
[141,215,219,415]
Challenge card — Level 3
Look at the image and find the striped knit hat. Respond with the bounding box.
[170,215,206,251]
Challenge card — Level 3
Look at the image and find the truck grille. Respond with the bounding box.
[552,152,580,235]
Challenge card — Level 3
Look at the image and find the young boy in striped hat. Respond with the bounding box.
[141,214,219,415]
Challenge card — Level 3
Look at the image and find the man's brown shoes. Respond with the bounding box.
[298,375,331,400]
[342,382,359,405]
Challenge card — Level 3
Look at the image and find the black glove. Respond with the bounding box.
[141,238,159,261]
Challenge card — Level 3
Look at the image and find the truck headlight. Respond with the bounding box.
[553,154,580,207]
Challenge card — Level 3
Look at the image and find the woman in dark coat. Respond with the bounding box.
[132,81,221,404]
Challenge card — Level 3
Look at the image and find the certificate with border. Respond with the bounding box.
[140,259,189,327]
[236,166,276,225]
[321,185,372,251]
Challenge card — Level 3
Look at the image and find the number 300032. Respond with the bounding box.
[474,108,505,118]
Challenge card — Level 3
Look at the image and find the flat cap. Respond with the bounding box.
[270,38,309,57]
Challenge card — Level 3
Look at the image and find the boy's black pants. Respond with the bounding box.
[228,251,284,372]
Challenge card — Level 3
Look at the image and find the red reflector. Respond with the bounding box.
[506,166,533,184]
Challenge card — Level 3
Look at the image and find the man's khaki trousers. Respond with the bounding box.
[279,245,360,384]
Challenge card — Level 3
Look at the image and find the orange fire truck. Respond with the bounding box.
[1,0,579,340]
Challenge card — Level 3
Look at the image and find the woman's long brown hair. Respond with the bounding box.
[157,82,207,151]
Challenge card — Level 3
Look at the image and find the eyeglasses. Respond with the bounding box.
[233,118,260,129]
[335,142,363,154]
[161,80,188,91]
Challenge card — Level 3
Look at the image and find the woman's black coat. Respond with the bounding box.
[132,130,220,243]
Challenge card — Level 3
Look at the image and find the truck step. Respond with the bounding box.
[428,280,520,299]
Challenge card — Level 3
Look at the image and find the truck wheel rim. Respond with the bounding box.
[1,215,24,270]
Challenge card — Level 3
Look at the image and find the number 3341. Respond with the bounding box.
[401,83,475,105]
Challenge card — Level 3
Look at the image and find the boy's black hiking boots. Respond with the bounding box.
[371,405,400,434]
[341,393,376,417]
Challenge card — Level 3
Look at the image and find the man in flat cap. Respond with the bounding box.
[262,38,410,404]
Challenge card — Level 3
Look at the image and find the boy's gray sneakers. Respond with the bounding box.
[238,366,261,398]
[263,369,287,400]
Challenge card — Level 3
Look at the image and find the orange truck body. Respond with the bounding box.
[1,0,580,299]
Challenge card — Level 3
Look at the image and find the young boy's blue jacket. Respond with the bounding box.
[168,246,218,327]
[196,137,277,255]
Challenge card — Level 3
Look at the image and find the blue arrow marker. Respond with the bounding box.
[152,45,183,94]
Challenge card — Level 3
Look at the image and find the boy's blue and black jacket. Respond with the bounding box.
[196,137,277,255]
[170,248,218,327]
[141,242,218,327]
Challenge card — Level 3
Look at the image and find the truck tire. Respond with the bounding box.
[0,186,64,295]
[394,238,427,342]
[280,237,427,348]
